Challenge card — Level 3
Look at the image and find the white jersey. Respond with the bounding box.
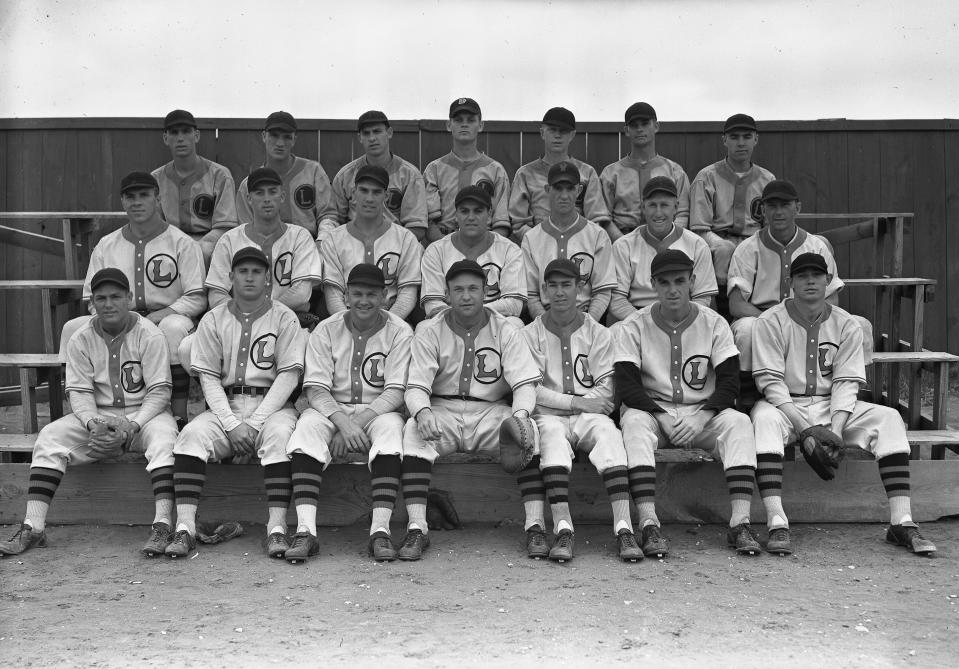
[236,157,336,238]
[523,313,613,397]
[424,152,510,232]
[152,157,238,237]
[329,155,428,232]
[600,155,691,230]
[688,159,775,237]
[509,157,610,230]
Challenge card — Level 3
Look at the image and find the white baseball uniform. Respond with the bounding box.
[236,157,337,239]
[327,155,428,233]
[509,157,610,233]
[424,152,511,233]
[689,159,775,239]
[152,157,238,241]
[599,155,691,231]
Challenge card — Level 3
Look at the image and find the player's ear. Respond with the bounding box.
[446,119,453,133]
[289,133,297,148]
[477,119,484,133]
[194,128,201,143]
[754,133,759,146]
[278,189,287,203]
[162,131,172,147]
[795,200,802,214]
[385,127,394,140]
[652,120,660,133]
[690,272,696,286]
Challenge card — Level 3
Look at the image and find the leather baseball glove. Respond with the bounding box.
[499,415,539,474]
[799,425,845,481]
[88,416,134,457]
[426,488,461,530]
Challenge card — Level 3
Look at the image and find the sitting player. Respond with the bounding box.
[0,269,178,557]
[403,260,545,559]
[523,259,644,562]
[614,250,761,556]
[165,247,306,559]
[751,252,937,556]
[283,264,416,563]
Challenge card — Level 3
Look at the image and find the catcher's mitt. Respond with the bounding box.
[297,311,322,332]
[798,425,845,481]
[88,416,133,457]
[499,415,539,474]
[426,488,461,530]
[196,520,244,545]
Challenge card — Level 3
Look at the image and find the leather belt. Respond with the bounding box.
[435,394,486,402]
[227,385,269,397]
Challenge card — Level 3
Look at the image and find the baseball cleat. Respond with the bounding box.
[0,523,47,556]
[397,529,430,561]
[766,527,793,556]
[617,529,644,562]
[548,529,575,562]
[165,529,196,558]
[727,523,761,555]
[267,531,291,558]
[284,531,320,563]
[641,524,669,558]
[525,524,549,559]
[141,522,173,557]
[368,530,397,562]
[886,524,937,555]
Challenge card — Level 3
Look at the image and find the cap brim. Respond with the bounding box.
[762,191,798,202]
[652,263,693,276]
[450,106,480,116]
[626,115,655,124]
[455,195,490,208]
[644,188,678,198]
[348,279,386,288]
[724,124,757,132]
[544,270,579,280]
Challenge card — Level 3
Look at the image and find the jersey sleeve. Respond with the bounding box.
[709,315,740,367]
[405,321,441,396]
[521,324,547,377]
[751,312,791,406]
[170,235,207,317]
[400,169,428,231]
[64,330,96,395]
[521,235,541,301]
[423,160,442,222]
[302,323,335,391]
[190,312,224,378]
[832,317,867,385]
[819,240,846,296]
[611,237,632,297]
[726,241,758,300]
[212,167,238,231]
[673,167,692,228]
[275,309,307,374]
[140,328,173,393]
[330,167,352,225]
[500,242,528,302]
[688,170,715,233]
[398,232,424,288]
[502,323,542,391]
[235,178,252,226]
[490,162,511,232]
[205,235,234,296]
[312,164,337,232]
[509,170,533,231]
[590,322,615,384]
[612,318,643,368]
[691,237,719,300]
[590,229,617,291]
[582,166,611,226]
[320,234,347,292]
[419,243,447,308]
[384,323,414,391]
[293,228,323,284]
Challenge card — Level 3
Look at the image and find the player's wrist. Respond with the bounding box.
[414,407,433,420]
[512,409,530,419]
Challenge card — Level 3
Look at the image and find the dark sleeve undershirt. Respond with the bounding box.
[614,361,665,414]
[702,356,741,413]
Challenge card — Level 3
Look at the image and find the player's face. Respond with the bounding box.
[91,284,132,328]
[121,187,160,223]
[790,269,831,303]
[544,275,579,313]
[248,183,285,222]
[354,181,387,217]
[230,261,269,301]
[625,118,659,148]
[447,113,483,142]
[547,182,581,216]
[723,131,758,163]
[455,202,491,241]
[162,125,200,158]
[653,270,693,309]
[763,198,801,236]
[540,124,575,154]
[358,123,393,158]
[263,130,296,161]
[446,273,487,319]
[642,193,678,236]
[345,284,387,320]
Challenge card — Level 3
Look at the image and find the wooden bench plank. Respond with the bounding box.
[0,353,64,367]
[843,278,936,286]
[870,351,959,364]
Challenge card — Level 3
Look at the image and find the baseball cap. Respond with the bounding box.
[231,246,270,269]
[650,249,694,277]
[625,102,657,124]
[789,252,829,276]
[90,267,130,292]
[358,110,390,131]
[547,161,581,187]
[761,179,800,202]
[264,111,297,133]
[543,258,580,282]
[445,259,486,283]
[642,176,678,199]
[120,171,159,195]
[542,107,575,131]
[347,263,386,288]
[723,113,757,133]
[454,185,492,209]
[247,167,283,191]
[354,164,390,189]
[449,97,481,117]
[164,109,196,129]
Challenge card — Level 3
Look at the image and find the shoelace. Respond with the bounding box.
[620,532,639,548]
[404,531,424,547]
[290,534,310,550]
[770,528,789,542]
[556,533,573,549]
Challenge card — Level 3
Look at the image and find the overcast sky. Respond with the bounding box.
[1,0,957,122]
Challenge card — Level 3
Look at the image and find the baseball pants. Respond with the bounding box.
[287,405,405,468]
[402,398,516,464]
[535,412,627,473]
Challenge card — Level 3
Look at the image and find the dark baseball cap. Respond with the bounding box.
[454,185,492,209]
[625,102,657,124]
[358,110,390,131]
[547,161,581,187]
[542,107,575,131]
[164,109,196,129]
[650,249,694,277]
[761,179,800,202]
[449,97,481,117]
[543,258,580,281]
[354,164,390,189]
[348,263,386,288]
[265,111,297,133]
[90,267,130,292]
[120,171,159,195]
[248,167,283,191]
[724,113,757,133]
[642,176,678,199]
[789,252,829,276]
[231,246,270,269]
[445,259,486,283]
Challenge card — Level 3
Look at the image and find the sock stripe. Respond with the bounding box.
[627,465,656,503]
[150,466,175,501]
[27,467,64,502]
[725,466,755,501]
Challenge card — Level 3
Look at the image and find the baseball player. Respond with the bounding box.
[509,107,616,241]
[165,247,305,559]
[420,185,526,323]
[522,161,616,322]
[403,260,546,560]
[751,252,937,556]
[523,258,643,562]
[609,176,717,323]
[235,111,337,240]
[321,165,423,319]
[152,109,238,263]
[614,249,761,556]
[600,102,691,233]
[689,114,775,285]
[0,268,177,557]
[325,110,428,243]
[423,97,511,241]
[283,264,416,563]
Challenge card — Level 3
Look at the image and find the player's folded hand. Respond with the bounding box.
[576,397,614,415]
[671,410,712,448]
[227,423,258,456]
[340,420,371,453]
[416,409,441,441]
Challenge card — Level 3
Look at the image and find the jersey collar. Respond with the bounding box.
[444,306,491,338]
[92,312,139,343]
[784,298,832,329]
[227,297,273,323]
[451,231,495,260]
[541,215,586,239]
[651,302,699,336]
[243,221,288,247]
[759,226,806,252]
[346,217,392,243]
[344,310,388,338]
[639,223,681,251]
[121,221,168,245]
[542,311,585,339]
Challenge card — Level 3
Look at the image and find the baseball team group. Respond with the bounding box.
[0,99,938,565]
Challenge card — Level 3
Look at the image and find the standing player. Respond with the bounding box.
[751,253,936,556]
[420,185,526,323]
[403,260,546,560]
[325,110,428,243]
[522,161,616,322]
[609,176,717,323]
[283,264,416,563]
[321,165,423,319]
[509,107,616,241]
[423,97,511,241]
[165,247,305,559]
[689,114,775,286]
[152,109,238,263]
[600,102,691,233]
[523,259,644,562]
[235,111,336,240]
[614,250,761,555]
[0,268,178,557]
